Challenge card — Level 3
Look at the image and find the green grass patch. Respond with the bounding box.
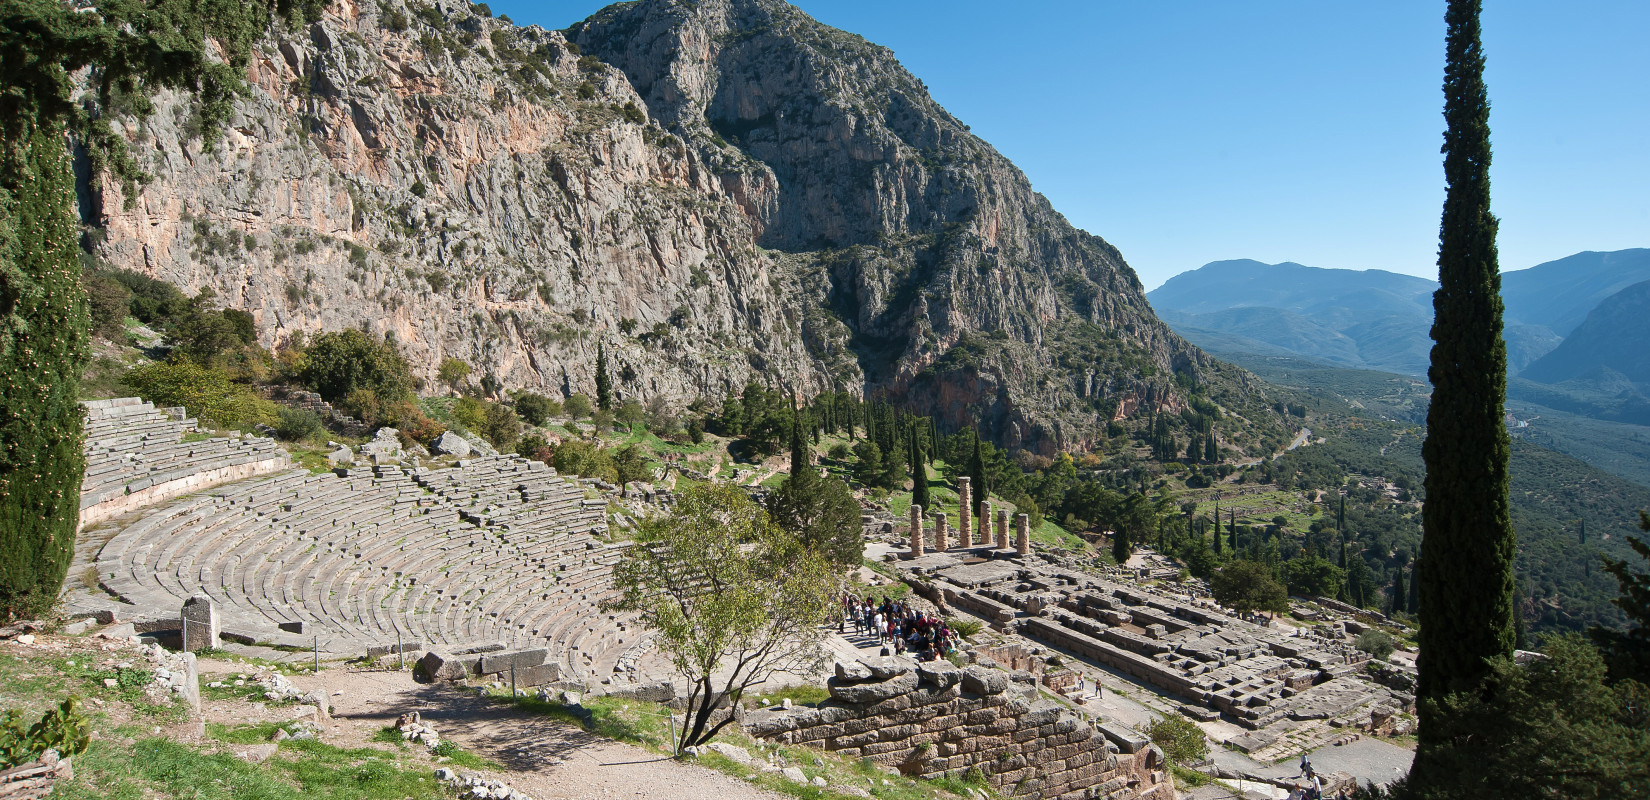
[52,733,446,800]
[756,684,830,708]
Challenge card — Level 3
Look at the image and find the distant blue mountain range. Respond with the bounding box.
[1148,249,1650,377]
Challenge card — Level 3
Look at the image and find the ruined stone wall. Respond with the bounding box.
[78,455,291,529]
[743,658,1174,800]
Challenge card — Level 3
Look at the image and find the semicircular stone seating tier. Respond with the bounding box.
[79,398,290,528]
[95,453,638,683]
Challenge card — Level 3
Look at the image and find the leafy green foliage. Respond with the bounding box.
[299,329,414,408]
[594,343,611,411]
[1210,560,1289,617]
[1356,630,1397,661]
[511,391,559,426]
[563,393,592,419]
[1394,635,1650,799]
[602,484,834,751]
[81,270,132,340]
[274,406,324,442]
[122,360,277,429]
[436,357,470,390]
[769,468,863,570]
[0,699,90,769]
[1144,714,1208,767]
[1592,511,1650,685]
[0,121,87,618]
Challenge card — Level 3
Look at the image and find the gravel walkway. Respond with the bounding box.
[288,668,790,800]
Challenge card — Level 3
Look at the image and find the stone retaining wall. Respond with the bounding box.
[743,658,1174,800]
[78,453,290,529]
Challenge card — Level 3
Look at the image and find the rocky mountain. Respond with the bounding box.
[1148,250,1650,376]
[83,0,1277,456]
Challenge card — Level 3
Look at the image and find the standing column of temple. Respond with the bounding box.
[958,478,972,545]
[996,508,1010,550]
[1015,513,1031,556]
[910,504,924,556]
[979,500,992,546]
[935,511,948,552]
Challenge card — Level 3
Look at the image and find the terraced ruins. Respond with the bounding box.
[76,399,638,685]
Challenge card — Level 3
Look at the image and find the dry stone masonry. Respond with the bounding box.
[744,657,1173,800]
[899,550,1415,755]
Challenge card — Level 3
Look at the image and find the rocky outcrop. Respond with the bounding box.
[85,0,1278,454]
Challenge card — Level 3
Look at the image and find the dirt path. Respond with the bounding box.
[278,667,790,800]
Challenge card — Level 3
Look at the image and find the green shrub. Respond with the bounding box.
[274,407,324,442]
[0,699,90,769]
[946,617,983,639]
[123,360,277,429]
[564,394,592,420]
[299,329,414,407]
[511,391,560,426]
[1355,630,1396,661]
[1145,714,1208,766]
[82,272,132,340]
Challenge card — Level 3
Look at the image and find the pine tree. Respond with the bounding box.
[1416,0,1515,699]
[1414,1,1517,787]
[595,343,612,411]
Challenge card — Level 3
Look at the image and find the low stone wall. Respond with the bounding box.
[743,657,1174,800]
[78,453,290,529]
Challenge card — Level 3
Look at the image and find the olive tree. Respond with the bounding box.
[602,484,835,751]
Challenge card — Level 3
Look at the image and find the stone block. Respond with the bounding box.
[829,672,918,705]
[417,650,472,682]
[961,665,1008,696]
[916,662,961,689]
[180,593,219,652]
[835,660,874,681]
[366,641,423,659]
[859,655,915,680]
[1098,722,1149,754]
[479,648,549,675]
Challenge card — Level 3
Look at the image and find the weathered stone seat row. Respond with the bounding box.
[93,454,629,677]
[79,398,290,527]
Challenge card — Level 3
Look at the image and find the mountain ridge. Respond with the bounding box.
[81,0,1284,456]
[1147,249,1650,377]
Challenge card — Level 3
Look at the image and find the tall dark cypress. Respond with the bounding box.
[968,433,988,518]
[0,123,89,618]
[594,343,612,411]
[1392,565,1408,615]
[789,407,812,485]
[1414,0,1516,784]
[911,438,932,513]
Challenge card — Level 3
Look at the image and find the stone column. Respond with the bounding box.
[910,504,924,556]
[996,508,1011,551]
[979,500,992,546]
[1016,513,1031,556]
[935,512,949,552]
[181,593,219,652]
[958,478,972,542]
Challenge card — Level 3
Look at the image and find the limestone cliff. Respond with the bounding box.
[85,0,1278,454]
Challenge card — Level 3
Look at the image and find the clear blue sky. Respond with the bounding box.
[507,1,1647,289]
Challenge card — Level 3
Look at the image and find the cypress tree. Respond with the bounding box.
[911,438,932,514]
[968,433,988,518]
[1416,0,1515,700]
[1392,566,1408,615]
[1212,518,1223,555]
[1204,435,1218,464]
[1413,0,1516,787]
[0,122,88,619]
[789,407,812,485]
[595,343,612,411]
[0,2,265,618]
